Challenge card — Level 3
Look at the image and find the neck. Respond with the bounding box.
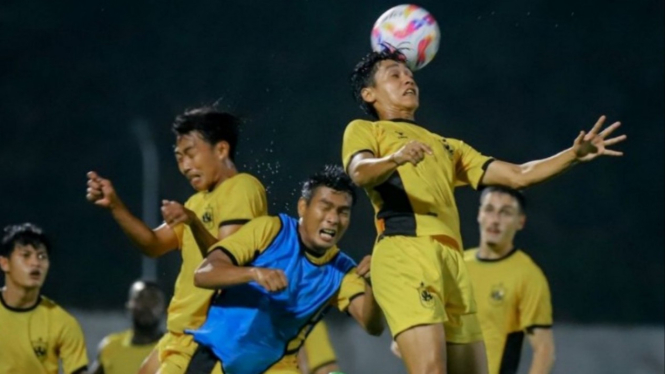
[378,108,416,121]
[210,161,238,191]
[131,322,162,345]
[296,223,325,257]
[1,284,40,309]
[478,241,514,260]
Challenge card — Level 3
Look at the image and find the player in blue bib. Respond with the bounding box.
[185,165,384,374]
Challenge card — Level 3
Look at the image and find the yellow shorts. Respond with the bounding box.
[302,321,337,372]
[371,235,484,344]
[157,331,224,374]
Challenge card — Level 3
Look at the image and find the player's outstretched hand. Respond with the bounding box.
[572,115,627,162]
[86,171,121,209]
[251,268,288,292]
[161,200,195,226]
[356,255,372,281]
[391,140,433,166]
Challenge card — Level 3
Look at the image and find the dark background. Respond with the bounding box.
[1,0,662,324]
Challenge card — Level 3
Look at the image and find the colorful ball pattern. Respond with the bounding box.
[370,4,441,71]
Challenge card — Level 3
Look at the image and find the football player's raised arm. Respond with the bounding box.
[481,115,625,189]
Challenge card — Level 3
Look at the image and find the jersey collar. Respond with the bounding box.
[297,234,340,266]
[0,290,42,313]
[476,247,519,263]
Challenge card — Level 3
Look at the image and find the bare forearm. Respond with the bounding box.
[194,260,255,289]
[361,283,384,335]
[518,148,577,188]
[528,347,555,374]
[110,204,165,257]
[349,156,398,187]
[188,218,220,257]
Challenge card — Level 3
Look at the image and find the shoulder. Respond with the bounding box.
[514,250,548,278]
[40,296,83,329]
[463,248,479,262]
[229,173,265,188]
[344,119,378,134]
[98,330,129,352]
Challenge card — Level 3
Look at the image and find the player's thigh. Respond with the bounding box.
[138,348,160,374]
[446,341,488,374]
[371,236,446,337]
[394,324,446,374]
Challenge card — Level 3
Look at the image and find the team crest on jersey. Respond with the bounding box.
[440,138,454,159]
[201,205,214,230]
[32,338,47,361]
[490,283,506,306]
[394,130,408,139]
[418,282,435,309]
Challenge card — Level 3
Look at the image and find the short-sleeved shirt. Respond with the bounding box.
[98,329,157,374]
[464,248,553,374]
[168,173,267,334]
[342,119,493,249]
[192,215,365,373]
[0,294,88,374]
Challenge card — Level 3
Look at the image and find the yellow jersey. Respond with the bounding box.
[0,294,88,374]
[464,248,553,374]
[169,172,267,334]
[98,329,157,374]
[342,119,493,249]
[302,321,337,372]
[212,215,366,372]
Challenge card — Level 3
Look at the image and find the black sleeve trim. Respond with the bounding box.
[476,158,496,189]
[525,324,553,334]
[208,246,239,266]
[70,366,88,374]
[345,149,375,173]
[219,219,250,227]
[344,292,366,315]
[310,360,338,374]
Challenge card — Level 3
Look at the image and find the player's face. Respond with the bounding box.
[174,132,227,192]
[364,60,419,116]
[127,282,164,328]
[297,187,353,253]
[0,244,50,290]
[478,192,525,247]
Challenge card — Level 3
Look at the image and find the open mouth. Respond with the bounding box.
[319,228,337,242]
[29,270,42,279]
[404,88,417,96]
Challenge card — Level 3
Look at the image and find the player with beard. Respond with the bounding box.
[90,280,167,374]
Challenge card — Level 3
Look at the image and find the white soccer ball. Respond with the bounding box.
[370,4,441,71]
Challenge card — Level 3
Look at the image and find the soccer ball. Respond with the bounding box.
[370,4,441,71]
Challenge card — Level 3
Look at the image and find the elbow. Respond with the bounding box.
[367,324,385,336]
[350,170,371,188]
[193,269,209,289]
[365,319,385,336]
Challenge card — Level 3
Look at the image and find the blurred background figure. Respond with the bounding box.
[465,187,554,374]
[0,223,89,374]
[89,280,166,374]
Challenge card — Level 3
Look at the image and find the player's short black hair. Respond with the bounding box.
[1,223,51,258]
[480,186,527,214]
[172,106,241,161]
[301,165,356,205]
[350,49,408,119]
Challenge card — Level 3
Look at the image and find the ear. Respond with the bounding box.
[297,198,308,219]
[517,214,526,231]
[360,87,376,105]
[0,256,9,273]
[214,141,230,160]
